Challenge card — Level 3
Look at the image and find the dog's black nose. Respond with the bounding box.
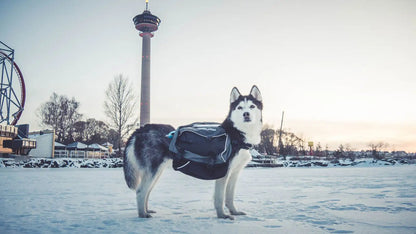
[243,112,251,122]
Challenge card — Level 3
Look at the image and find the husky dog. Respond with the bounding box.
[123,85,263,220]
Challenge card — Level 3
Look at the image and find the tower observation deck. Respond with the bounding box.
[133,10,161,35]
[133,0,161,127]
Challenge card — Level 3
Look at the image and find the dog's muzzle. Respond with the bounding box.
[243,112,251,122]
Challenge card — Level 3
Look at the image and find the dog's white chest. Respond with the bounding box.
[229,149,252,172]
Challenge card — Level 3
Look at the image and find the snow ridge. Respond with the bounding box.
[0,157,414,168]
[0,158,123,168]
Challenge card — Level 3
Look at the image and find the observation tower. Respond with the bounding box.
[133,0,161,127]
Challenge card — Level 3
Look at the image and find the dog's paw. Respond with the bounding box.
[218,214,235,220]
[147,210,156,214]
[139,213,152,218]
[230,211,246,216]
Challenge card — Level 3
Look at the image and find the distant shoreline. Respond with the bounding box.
[248,157,415,168]
[1,157,414,169]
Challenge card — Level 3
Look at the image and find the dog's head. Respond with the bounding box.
[227,85,263,144]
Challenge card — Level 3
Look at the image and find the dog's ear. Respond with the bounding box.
[230,87,241,103]
[250,85,262,102]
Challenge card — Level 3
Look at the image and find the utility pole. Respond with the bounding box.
[278,111,285,159]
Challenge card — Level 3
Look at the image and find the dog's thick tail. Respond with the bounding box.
[123,136,141,190]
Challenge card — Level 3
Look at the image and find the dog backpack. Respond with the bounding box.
[168,122,232,180]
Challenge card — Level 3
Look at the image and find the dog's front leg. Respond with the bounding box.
[225,171,246,216]
[214,176,234,220]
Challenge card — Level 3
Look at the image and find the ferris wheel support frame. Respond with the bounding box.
[0,41,26,125]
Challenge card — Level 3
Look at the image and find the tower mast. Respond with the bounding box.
[133,0,161,127]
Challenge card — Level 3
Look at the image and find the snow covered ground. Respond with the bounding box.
[1,166,415,233]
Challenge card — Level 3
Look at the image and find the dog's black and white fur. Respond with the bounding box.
[123,85,263,220]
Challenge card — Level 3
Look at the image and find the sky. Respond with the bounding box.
[1,0,415,152]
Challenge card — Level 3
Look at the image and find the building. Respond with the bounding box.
[1,124,36,156]
[28,130,110,158]
[28,130,55,158]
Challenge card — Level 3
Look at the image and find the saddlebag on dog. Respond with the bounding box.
[168,122,232,180]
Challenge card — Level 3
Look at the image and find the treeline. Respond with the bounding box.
[37,75,136,156]
[257,125,309,158]
[256,125,394,160]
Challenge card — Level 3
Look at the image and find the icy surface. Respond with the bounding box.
[0,166,415,233]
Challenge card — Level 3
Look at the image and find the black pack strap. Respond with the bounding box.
[241,143,253,150]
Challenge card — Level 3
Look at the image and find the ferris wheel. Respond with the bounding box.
[0,41,26,125]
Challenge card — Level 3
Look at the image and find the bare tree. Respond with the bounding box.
[334,144,345,159]
[104,75,137,156]
[345,144,356,160]
[368,142,389,160]
[72,118,111,144]
[258,126,277,155]
[37,93,82,143]
[275,129,304,157]
[315,142,322,156]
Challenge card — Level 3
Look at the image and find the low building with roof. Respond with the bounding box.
[54,142,68,158]
[86,143,109,158]
[66,142,88,158]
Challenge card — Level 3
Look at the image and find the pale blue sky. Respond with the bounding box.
[1,0,415,151]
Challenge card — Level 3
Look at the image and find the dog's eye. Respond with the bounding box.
[237,106,243,110]
[249,105,256,109]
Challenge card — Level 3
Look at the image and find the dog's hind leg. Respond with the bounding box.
[136,172,153,218]
[144,160,171,214]
[136,160,170,218]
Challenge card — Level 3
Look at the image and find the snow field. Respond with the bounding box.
[0,166,415,233]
